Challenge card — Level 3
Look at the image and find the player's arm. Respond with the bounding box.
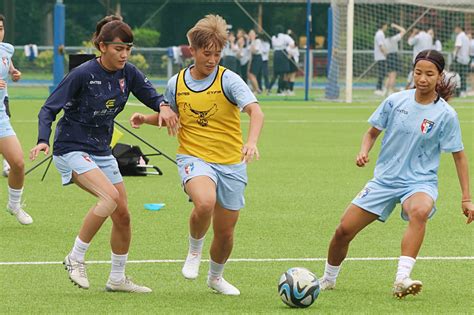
[356,127,382,167]
[9,61,21,82]
[391,23,406,36]
[129,112,162,128]
[451,150,474,224]
[242,102,264,163]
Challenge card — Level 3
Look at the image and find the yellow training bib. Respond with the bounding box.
[176,66,243,164]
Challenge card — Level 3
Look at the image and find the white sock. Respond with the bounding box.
[109,252,128,283]
[208,259,225,280]
[396,256,416,282]
[323,261,341,282]
[70,236,90,262]
[188,235,205,254]
[8,186,23,211]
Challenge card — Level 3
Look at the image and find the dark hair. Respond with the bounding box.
[92,18,133,50]
[0,14,5,24]
[414,49,455,101]
[94,15,122,38]
[378,22,387,29]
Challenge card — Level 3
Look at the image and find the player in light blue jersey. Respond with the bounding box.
[319,50,474,298]
[0,14,32,225]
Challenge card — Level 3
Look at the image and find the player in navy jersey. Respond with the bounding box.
[0,14,33,225]
[318,50,474,298]
[29,16,178,293]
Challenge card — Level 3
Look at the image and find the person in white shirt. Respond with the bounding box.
[247,29,263,94]
[285,30,299,96]
[236,28,250,84]
[221,31,240,75]
[407,28,433,62]
[468,32,474,95]
[427,28,442,52]
[258,35,271,94]
[374,22,388,95]
[384,23,406,95]
[453,25,470,96]
[269,25,294,95]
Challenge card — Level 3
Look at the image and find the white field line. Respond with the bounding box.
[11,119,474,124]
[1,256,473,266]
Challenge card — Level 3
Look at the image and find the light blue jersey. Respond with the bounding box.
[164,65,257,111]
[0,43,13,121]
[369,89,463,187]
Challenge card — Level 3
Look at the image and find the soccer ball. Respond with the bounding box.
[278,267,320,308]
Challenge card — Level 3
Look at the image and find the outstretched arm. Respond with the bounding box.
[452,151,474,223]
[129,112,161,128]
[356,126,382,167]
[391,23,406,37]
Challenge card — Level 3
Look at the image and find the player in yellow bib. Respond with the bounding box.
[130,14,264,295]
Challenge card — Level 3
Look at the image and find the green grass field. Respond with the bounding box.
[0,87,473,314]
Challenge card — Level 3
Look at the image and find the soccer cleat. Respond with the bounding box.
[319,277,336,290]
[6,204,33,225]
[182,252,202,280]
[105,276,152,293]
[393,278,423,298]
[63,254,89,289]
[207,276,240,296]
[2,159,10,177]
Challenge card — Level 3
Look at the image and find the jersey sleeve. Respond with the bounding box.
[440,112,464,153]
[129,64,164,112]
[37,70,83,145]
[164,74,179,113]
[222,70,258,110]
[375,32,385,47]
[368,97,393,130]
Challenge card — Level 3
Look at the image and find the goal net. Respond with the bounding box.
[326,0,474,102]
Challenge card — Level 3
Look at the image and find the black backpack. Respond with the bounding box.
[112,143,163,176]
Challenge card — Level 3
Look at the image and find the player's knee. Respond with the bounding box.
[93,191,119,217]
[193,199,215,216]
[334,224,356,243]
[407,207,430,223]
[9,158,24,172]
[112,208,131,227]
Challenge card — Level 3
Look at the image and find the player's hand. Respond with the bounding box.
[462,200,474,224]
[0,79,6,89]
[241,143,259,163]
[158,105,180,136]
[356,152,369,167]
[11,69,21,82]
[129,113,146,128]
[29,143,50,161]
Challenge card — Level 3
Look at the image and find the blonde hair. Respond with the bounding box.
[186,14,228,50]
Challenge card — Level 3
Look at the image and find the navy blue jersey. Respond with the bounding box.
[38,59,163,156]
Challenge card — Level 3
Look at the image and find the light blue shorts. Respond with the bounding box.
[0,119,15,138]
[53,151,122,186]
[176,154,248,211]
[352,180,438,222]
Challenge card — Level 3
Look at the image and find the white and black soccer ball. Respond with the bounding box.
[278,267,320,308]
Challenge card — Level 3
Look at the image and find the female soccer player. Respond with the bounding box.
[0,14,32,225]
[29,17,177,293]
[319,50,474,298]
[129,14,264,296]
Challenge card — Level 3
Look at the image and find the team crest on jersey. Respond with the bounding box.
[184,162,194,175]
[183,103,218,127]
[357,187,370,199]
[119,78,125,93]
[421,119,435,134]
[105,99,116,109]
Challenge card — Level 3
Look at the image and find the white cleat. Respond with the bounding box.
[207,276,240,296]
[63,254,89,289]
[319,277,336,290]
[105,276,152,293]
[393,278,423,299]
[2,159,10,177]
[182,252,202,280]
[7,204,33,225]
